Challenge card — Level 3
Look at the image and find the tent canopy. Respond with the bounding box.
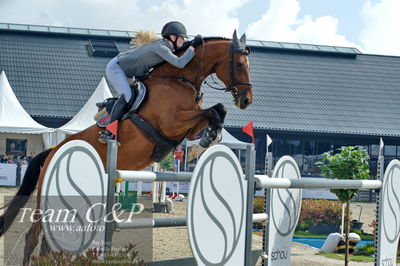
[57,77,113,134]
[186,128,250,150]
[0,71,53,134]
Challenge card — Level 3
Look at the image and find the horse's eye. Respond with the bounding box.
[236,62,243,68]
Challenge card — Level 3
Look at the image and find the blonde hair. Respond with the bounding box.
[130,30,161,47]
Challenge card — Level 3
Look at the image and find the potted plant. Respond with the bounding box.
[316,146,370,266]
[298,199,342,234]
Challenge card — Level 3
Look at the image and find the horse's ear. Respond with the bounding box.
[232,30,240,48]
[232,29,238,41]
[232,30,242,53]
[240,33,246,45]
[232,30,247,53]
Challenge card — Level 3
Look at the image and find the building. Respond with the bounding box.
[1,22,400,182]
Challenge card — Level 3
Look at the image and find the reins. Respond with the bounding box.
[145,73,203,103]
[140,38,252,103]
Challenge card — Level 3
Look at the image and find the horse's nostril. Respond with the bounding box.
[244,98,250,106]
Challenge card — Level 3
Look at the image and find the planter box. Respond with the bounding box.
[351,221,363,231]
[309,224,340,235]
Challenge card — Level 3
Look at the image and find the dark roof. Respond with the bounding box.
[1,23,400,137]
[203,47,400,137]
[0,28,128,118]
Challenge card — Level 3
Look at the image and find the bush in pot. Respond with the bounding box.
[316,146,369,266]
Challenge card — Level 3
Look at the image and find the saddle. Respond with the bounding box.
[95,81,147,128]
[94,81,181,163]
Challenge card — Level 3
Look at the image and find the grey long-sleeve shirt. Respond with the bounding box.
[117,39,195,78]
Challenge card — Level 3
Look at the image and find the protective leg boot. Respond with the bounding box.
[98,96,128,144]
[199,123,224,148]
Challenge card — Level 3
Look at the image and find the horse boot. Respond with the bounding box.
[199,123,222,148]
[98,96,128,144]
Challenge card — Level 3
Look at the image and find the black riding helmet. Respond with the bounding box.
[161,21,187,50]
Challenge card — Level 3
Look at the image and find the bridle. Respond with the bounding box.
[202,42,252,100]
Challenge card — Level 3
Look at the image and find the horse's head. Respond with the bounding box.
[214,30,254,109]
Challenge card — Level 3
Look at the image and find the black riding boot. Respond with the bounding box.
[98,96,128,144]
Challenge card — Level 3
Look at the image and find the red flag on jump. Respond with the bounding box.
[106,120,119,139]
[242,121,254,143]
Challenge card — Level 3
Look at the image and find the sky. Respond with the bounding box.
[0,0,399,56]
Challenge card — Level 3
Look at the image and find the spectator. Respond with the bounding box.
[19,156,28,165]
[7,155,15,164]
[12,155,19,164]
[27,152,36,164]
[0,154,8,163]
[173,145,185,171]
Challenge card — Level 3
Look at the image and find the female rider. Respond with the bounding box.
[99,21,201,143]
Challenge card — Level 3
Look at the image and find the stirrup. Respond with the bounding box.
[98,130,115,144]
[98,130,121,146]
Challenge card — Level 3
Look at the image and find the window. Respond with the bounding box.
[317,142,332,155]
[6,139,27,157]
[370,144,380,158]
[304,141,317,155]
[384,145,397,157]
[87,39,119,57]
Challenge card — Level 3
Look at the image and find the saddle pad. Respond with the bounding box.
[96,82,147,128]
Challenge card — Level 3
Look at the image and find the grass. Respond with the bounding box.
[294,231,328,238]
[319,252,374,262]
[255,230,399,263]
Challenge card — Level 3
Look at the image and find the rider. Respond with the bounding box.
[99,21,202,143]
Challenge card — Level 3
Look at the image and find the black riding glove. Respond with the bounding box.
[191,35,203,47]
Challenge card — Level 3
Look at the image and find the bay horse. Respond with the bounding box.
[0,30,253,264]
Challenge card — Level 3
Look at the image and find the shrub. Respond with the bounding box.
[253,196,264,213]
[299,199,342,227]
[253,197,265,230]
[160,153,174,171]
[355,243,375,256]
[31,243,144,265]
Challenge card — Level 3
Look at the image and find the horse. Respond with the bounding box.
[0,30,253,264]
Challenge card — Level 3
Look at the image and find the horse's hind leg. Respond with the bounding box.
[23,219,42,265]
[39,234,51,257]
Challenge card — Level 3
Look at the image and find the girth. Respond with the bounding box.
[127,112,181,162]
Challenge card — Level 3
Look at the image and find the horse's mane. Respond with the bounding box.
[176,36,231,52]
[141,37,231,77]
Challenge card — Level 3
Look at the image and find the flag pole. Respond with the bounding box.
[265,134,272,175]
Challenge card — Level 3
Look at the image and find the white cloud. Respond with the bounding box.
[359,0,400,56]
[0,0,248,37]
[246,0,360,49]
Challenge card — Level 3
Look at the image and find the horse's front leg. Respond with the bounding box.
[160,103,226,140]
[198,103,227,148]
[169,103,226,161]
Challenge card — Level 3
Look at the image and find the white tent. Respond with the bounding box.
[186,128,249,149]
[0,70,54,164]
[56,77,113,143]
[0,71,53,134]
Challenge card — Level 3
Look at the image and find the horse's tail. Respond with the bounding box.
[0,148,52,237]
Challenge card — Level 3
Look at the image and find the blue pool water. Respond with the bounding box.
[293,237,374,249]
